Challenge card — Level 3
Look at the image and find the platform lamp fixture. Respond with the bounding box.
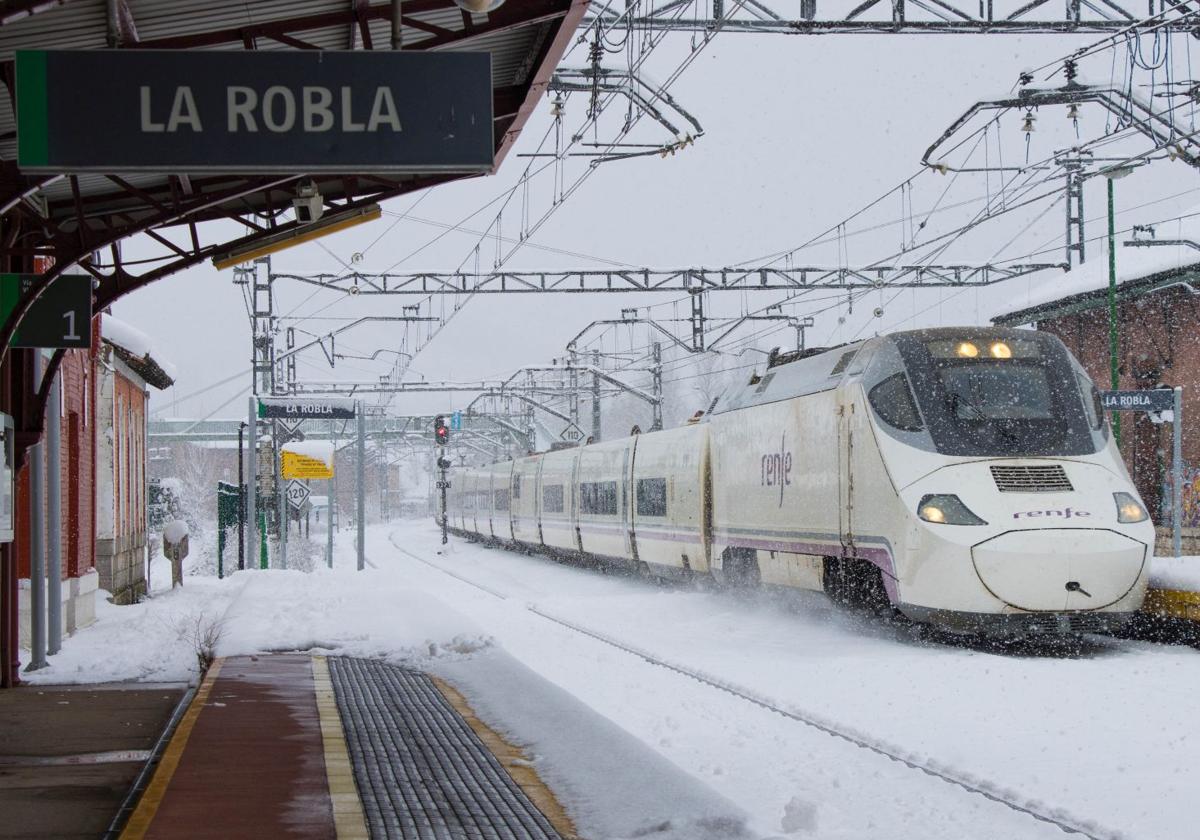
[1102,162,1139,447]
[453,0,504,11]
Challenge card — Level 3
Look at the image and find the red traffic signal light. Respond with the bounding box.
[434,414,450,445]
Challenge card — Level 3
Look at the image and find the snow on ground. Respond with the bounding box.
[21,572,245,685]
[1150,554,1200,591]
[25,519,1200,839]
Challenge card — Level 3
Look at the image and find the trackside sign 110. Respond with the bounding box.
[15,50,493,173]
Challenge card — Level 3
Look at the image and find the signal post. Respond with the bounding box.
[435,415,451,545]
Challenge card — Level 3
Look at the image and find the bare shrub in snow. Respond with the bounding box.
[172,610,224,673]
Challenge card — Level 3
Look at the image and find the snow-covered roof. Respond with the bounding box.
[101,314,178,390]
[992,207,1200,324]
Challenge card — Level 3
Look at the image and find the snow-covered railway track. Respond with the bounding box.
[389,533,1118,840]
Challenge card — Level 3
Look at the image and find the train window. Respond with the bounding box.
[580,481,619,515]
[637,478,668,517]
[754,373,775,394]
[869,373,924,431]
[1078,372,1103,431]
[493,489,510,512]
[543,484,564,513]
[940,364,1053,420]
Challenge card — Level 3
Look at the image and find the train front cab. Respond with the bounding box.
[859,328,1154,634]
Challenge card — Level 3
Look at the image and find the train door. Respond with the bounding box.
[625,437,639,563]
[535,458,546,546]
[837,391,856,557]
[571,451,583,552]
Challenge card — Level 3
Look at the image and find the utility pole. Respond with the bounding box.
[237,422,246,570]
[276,419,286,570]
[246,396,257,570]
[651,342,663,431]
[26,353,45,672]
[326,419,334,568]
[1064,156,1087,266]
[591,349,601,442]
[356,401,365,571]
[795,316,815,352]
[690,290,706,351]
[46,370,61,655]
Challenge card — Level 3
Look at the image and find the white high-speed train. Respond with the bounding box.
[446,327,1154,635]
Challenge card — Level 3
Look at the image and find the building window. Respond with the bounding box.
[542,484,564,513]
[636,478,668,517]
[579,480,619,516]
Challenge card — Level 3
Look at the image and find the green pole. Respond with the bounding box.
[259,510,268,569]
[217,525,225,580]
[1107,176,1121,447]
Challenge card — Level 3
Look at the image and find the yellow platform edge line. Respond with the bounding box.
[432,675,579,840]
[312,656,371,840]
[1144,587,1200,622]
[119,658,226,840]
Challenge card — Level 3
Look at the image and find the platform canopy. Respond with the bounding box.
[0,0,588,310]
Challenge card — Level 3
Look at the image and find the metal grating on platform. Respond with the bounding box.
[327,657,563,840]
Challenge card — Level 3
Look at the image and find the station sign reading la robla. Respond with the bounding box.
[15,50,493,174]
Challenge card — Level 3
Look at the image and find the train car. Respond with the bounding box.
[510,454,542,549]
[539,446,580,554]
[487,460,514,541]
[708,326,1153,634]
[576,438,636,565]
[629,423,711,578]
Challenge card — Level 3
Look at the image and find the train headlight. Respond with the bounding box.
[1114,492,1149,523]
[955,341,979,358]
[918,494,987,526]
[990,341,1012,359]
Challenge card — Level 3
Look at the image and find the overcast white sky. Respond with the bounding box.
[114,30,1200,420]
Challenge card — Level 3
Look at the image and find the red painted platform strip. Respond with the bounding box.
[139,655,336,840]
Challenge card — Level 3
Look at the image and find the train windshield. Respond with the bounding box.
[886,331,1105,457]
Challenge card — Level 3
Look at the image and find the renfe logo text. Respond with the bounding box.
[1013,508,1091,519]
[761,433,793,508]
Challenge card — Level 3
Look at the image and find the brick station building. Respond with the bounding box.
[994,240,1200,549]
[94,315,175,604]
[16,312,174,646]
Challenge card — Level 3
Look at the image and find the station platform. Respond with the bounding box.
[0,681,188,839]
[118,654,573,840]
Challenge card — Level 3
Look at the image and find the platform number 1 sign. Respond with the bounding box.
[0,274,93,349]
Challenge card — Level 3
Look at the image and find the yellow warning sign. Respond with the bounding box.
[281,450,334,480]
